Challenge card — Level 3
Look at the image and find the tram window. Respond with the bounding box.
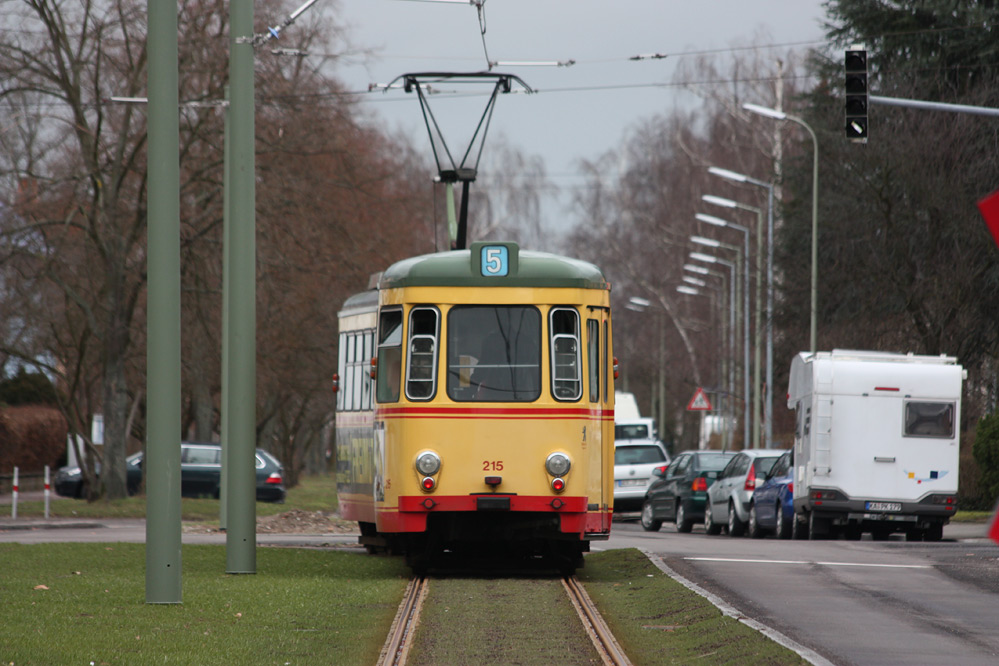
[344,333,355,411]
[376,309,403,403]
[352,333,364,409]
[362,331,374,410]
[604,320,610,403]
[447,306,541,402]
[336,333,347,411]
[587,319,600,402]
[550,308,582,401]
[406,307,439,400]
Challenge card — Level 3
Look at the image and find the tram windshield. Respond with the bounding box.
[447,306,541,401]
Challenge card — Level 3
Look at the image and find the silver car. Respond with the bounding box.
[704,450,781,537]
[613,440,670,512]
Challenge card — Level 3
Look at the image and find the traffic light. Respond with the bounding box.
[845,48,868,142]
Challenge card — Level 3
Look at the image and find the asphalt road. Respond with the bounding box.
[601,516,999,666]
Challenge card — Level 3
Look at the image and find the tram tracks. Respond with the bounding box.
[377,574,632,666]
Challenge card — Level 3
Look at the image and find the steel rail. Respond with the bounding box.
[377,576,428,666]
[563,575,634,666]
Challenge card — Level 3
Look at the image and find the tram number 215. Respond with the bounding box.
[483,460,504,471]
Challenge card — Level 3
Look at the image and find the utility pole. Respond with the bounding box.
[145,0,182,603]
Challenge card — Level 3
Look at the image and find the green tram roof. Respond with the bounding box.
[378,242,610,290]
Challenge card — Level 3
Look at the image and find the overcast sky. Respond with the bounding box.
[323,1,830,207]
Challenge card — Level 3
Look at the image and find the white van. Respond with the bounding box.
[787,350,964,541]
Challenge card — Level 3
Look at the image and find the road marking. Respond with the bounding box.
[685,556,930,569]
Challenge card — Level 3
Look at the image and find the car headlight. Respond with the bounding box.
[545,452,571,477]
[415,451,441,476]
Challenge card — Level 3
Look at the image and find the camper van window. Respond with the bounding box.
[904,401,955,438]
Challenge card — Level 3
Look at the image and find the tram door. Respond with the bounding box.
[586,308,613,515]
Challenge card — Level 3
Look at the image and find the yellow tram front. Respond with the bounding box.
[337,242,615,567]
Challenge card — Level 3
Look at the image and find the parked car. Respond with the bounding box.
[704,449,782,537]
[749,449,795,539]
[640,450,736,533]
[54,442,286,502]
[613,439,670,512]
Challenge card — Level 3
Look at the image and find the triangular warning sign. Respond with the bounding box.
[687,387,712,411]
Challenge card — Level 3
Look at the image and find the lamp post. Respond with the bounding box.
[674,280,721,450]
[695,214,751,450]
[701,196,763,450]
[689,251,736,451]
[742,102,820,354]
[626,296,667,438]
[708,166,774,449]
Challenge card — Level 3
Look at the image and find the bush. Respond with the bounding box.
[972,412,999,507]
[0,369,59,406]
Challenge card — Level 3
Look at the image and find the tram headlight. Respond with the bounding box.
[415,451,441,476]
[545,452,571,477]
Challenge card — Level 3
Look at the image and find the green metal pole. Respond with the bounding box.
[220,86,230,531]
[145,0,182,603]
[226,0,256,574]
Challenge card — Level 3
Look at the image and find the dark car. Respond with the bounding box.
[54,442,286,502]
[640,450,736,533]
[748,448,794,539]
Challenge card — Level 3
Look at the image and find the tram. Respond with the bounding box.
[334,241,615,571]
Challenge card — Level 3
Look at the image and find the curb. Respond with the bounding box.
[0,521,105,531]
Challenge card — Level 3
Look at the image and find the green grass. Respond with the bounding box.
[951,510,991,523]
[0,545,805,666]
[8,474,339,522]
[578,548,808,666]
[0,543,409,665]
[407,578,599,665]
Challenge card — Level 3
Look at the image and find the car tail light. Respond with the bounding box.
[744,463,757,491]
[265,473,283,485]
[787,482,793,494]
[692,477,708,492]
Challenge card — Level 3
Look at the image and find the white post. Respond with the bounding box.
[44,465,51,519]
[11,466,18,520]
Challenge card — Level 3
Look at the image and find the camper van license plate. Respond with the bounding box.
[865,501,902,512]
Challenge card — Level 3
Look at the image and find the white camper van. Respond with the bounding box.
[787,350,964,541]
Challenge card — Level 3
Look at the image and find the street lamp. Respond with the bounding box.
[702,195,764,449]
[708,166,775,449]
[695,214,752,450]
[742,102,820,354]
[689,250,737,451]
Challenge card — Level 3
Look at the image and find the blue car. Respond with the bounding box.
[748,449,794,539]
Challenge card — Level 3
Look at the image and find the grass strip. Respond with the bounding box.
[0,543,408,665]
[8,474,338,521]
[406,577,600,666]
[578,548,809,666]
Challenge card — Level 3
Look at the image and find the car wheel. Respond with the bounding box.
[640,499,662,532]
[792,512,809,540]
[747,503,764,538]
[924,523,944,542]
[727,500,746,536]
[675,501,693,533]
[704,502,722,535]
[809,512,830,540]
[776,506,792,540]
